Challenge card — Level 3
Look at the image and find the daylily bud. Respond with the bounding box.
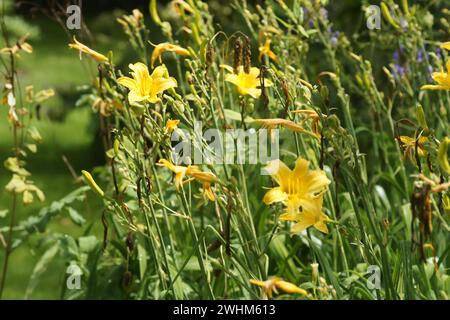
[113,139,120,157]
[381,2,400,29]
[438,138,450,174]
[149,0,162,26]
[311,263,319,283]
[81,170,105,197]
[416,105,428,130]
[401,0,410,16]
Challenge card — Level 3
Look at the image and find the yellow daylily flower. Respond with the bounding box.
[263,157,330,218]
[259,38,278,62]
[398,135,427,161]
[157,159,217,201]
[151,42,191,68]
[421,60,450,91]
[280,195,331,234]
[157,159,188,190]
[68,37,108,62]
[221,64,273,98]
[250,277,308,299]
[165,119,180,133]
[440,42,450,51]
[118,63,177,104]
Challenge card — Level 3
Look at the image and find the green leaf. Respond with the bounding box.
[78,236,99,253]
[105,148,115,159]
[224,109,254,123]
[0,209,8,218]
[67,207,86,226]
[137,244,148,280]
[25,243,59,298]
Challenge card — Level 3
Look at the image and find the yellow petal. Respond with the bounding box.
[420,84,449,90]
[117,76,138,91]
[441,42,450,51]
[290,211,317,234]
[165,119,180,133]
[220,64,234,73]
[241,87,261,98]
[264,159,292,186]
[279,211,299,221]
[275,281,308,296]
[263,187,288,205]
[292,158,310,178]
[69,37,108,62]
[224,73,239,86]
[249,279,266,287]
[202,182,215,201]
[151,42,190,68]
[152,77,178,96]
[314,218,329,234]
[129,62,151,87]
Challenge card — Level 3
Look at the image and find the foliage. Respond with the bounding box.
[1,0,450,300]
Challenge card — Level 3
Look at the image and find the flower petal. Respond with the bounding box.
[264,160,292,188]
[263,187,288,205]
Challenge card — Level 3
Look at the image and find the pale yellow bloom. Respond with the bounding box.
[259,38,278,62]
[157,159,217,201]
[254,118,319,139]
[292,109,322,136]
[165,119,180,133]
[117,9,144,30]
[68,37,108,62]
[258,26,281,42]
[221,64,273,98]
[0,34,33,56]
[118,63,177,104]
[151,42,191,68]
[421,60,450,90]
[250,277,308,299]
[263,157,330,228]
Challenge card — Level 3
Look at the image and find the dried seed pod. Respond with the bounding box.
[206,42,215,70]
[233,37,244,73]
[207,239,222,253]
[126,232,134,253]
[243,36,251,74]
[260,66,269,107]
[411,181,432,260]
[122,271,133,291]
[281,78,290,107]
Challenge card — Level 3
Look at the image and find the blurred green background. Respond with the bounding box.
[0,4,132,299]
